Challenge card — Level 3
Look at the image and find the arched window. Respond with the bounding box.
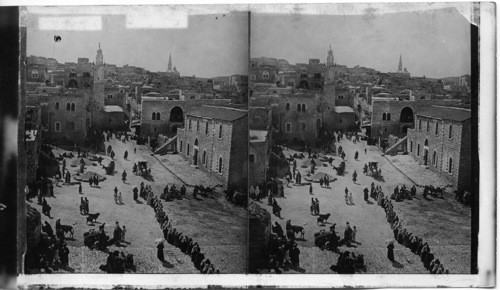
[179,140,183,152]
[286,103,290,110]
[194,138,198,146]
[205,122,209,134]
[218,124,223,138]
[157,112,161,120]
[187,143,190,156]
[302,104,306,112]
[424,139,428,147]
[196,120,200,132]
[69,70,77,77]
[417,143,420,156]
[218,156,223,174]
[432,151,437,166]
[297,104,301,112]
[426,121,430,133]
[387,113,391,121]
[55,102,60,110]
[419,119,422,130]
[382,113,386,121]
[71,103,75,111]
[202,150,206,165]
[189,119,192,130]
[66,103,70,111]
[152,112,156,120]
[410,141,413,152]
[448,157,453,174]
[448,124,452,139]
[435,122,439,135]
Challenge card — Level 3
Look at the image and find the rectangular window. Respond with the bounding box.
[55,122,61,132]
[249,154,255,163]
[286,123,291,133]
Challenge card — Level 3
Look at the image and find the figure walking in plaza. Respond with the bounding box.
[122,170,127,183]
[352,170,357,184]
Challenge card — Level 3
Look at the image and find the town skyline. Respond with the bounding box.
[27,12,249,78]
[251,7,471,79]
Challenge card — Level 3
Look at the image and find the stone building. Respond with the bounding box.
[25,105,42,185]
[406,106,471,190]
[176,106,248,189]
[249,130,270,187]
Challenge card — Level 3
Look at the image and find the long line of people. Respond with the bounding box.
[375,185,451,274]
[146,187,220,273]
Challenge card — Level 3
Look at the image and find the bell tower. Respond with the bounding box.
[91,43,105,127]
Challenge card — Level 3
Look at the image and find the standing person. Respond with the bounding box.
[157,241,165,262]
[60,243,69,268]
[364,187,369,201]
[124,150,128,160]
[315,198,320,215]
[349,192,354,205]
[310,198,315,215]
[280,183,285,198]
[118,192,123,205]
[121,226,127,242]
[111,151,115,160]
[319,177,324,188]
[95,176,99,187]
[89,176,93,187]
[267,189,273,206]
[255,186,260,201]
[79,183,83,194]
[354,151,359,160]
[134,147,137,154]
[309,184,313,195]
[387,241,395,262]
[114,190,118,204]
[344,187,349,204]
[352,171,358,184]
[352,226,357,242]
[80,197,85,215]
[290,243,300,268]
[364,148,367,154]
[84,197,89,215]
[133,186,138,201]
[122,170,127,183]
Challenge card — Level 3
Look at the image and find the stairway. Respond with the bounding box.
[154,135,177,155]
[384,136,407,155]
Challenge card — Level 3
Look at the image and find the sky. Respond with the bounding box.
[27,8,249,78]
[251,7,471,78]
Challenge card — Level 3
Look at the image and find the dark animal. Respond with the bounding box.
[56,219,74,238]
[86,213,101,224]
[286,220,305,239]
[317,213,331,225]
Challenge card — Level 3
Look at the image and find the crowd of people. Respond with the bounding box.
[35,221,70,273]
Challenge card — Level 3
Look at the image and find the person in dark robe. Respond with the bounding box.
[180,185,186,198]
[290,243,300,267]
[344,222,353,245]
[122,170,127,182]
[79,183,83,194]
[352,171,358,183]
[411,185,417,197]
[157,242,165,262]
[80,197,85,214]
[309,184,313,195]
[124,151,128,160]
[364,187,369,201]
[387,241,395,261]
[133,187,138,201]
[95,176,99,187]
[280,184,285,197]
[319,177,324,188]
[354,151,359,160]
[60,243,69,267]
[84,197,89,215]
[315,198,320,215]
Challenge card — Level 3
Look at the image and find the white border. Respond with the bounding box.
[14,1,496,288]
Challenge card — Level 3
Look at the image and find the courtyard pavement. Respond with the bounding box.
[260,134,471,274]
[30,133,247,273]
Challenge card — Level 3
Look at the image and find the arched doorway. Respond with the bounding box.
[193,149,198,166]
[170,106,184,123]
[400,107,414,123]
[67,79,79,88]
[298,80,309,89]
[423,149,429,166]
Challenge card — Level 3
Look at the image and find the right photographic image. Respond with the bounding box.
[248,4,476,274]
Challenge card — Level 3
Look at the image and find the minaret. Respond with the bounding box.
[398,54,403,72]
[327,44,335,67]
[96,43,104,66]
[168,53,172,72]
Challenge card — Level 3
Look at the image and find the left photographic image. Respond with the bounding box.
[20,6,248,274]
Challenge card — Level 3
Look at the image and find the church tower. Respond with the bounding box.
[167,53,172,72]
[94,43,105,83]
[398,54,403,72]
